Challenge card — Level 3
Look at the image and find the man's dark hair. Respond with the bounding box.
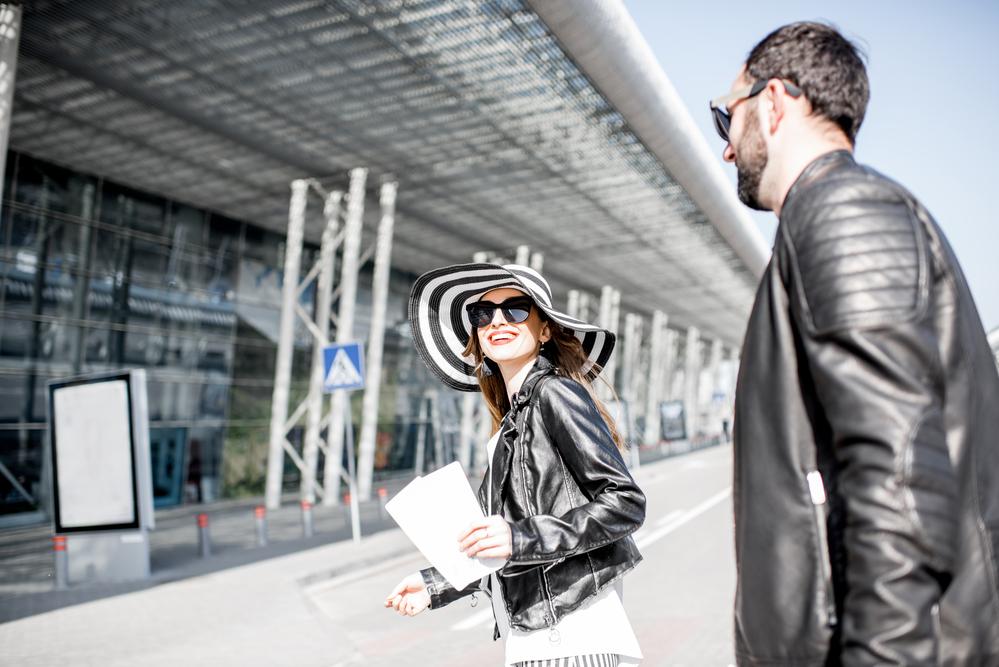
[746,22,869,143]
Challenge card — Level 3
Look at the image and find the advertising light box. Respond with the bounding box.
[48,372,150,533]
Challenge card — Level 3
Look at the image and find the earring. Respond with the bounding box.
[480,359,494,377]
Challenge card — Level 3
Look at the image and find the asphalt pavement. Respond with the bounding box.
[0,443,736,666]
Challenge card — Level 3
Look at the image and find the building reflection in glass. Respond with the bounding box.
[0,152,453,526]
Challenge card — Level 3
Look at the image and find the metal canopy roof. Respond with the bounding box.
[14,0,762,346]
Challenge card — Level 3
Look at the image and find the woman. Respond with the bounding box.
[385,263,646,667]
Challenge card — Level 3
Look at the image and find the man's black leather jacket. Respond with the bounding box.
[420,356,645,636]
[734,150,999,665]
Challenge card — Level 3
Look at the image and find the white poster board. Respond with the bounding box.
[49,373,141,532]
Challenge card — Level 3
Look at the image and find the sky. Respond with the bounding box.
[622,0,999,333]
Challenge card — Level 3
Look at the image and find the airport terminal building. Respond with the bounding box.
[0,0,768,527]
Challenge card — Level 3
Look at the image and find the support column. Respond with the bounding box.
[0,4,21,215]
[323,168,367,506]
[357,182,398,500]
[566,290,580,319]
[620,313,642,439]
[578,292,591,321]
[662,329,678,401]
[265,180,308,509]
[515,245,530,266]
[707,338,723,438]
[643,310,667,445]
[300,191,342,503]
[598,286,620,399]
[683,326,701,441]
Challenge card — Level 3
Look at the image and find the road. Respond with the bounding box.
[0,443,736,667]
[306,443,736,666]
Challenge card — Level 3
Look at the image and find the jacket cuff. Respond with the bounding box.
[419,566,449,610]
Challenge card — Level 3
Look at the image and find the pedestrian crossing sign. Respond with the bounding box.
[323,342,365,392]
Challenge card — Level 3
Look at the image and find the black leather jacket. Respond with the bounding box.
[734,151,999,665]
[420,356,645,635]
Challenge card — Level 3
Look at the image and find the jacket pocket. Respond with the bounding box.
[806,470,838,629]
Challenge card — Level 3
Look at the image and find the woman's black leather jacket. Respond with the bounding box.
[420,356,645,635]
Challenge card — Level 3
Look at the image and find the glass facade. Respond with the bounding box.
[0,152,454,524]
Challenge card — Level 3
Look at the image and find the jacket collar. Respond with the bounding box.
[780,149,855,220]
[509,355,557,412]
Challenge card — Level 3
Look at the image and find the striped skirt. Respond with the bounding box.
[513,656,619,667]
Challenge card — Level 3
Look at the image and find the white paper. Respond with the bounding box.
[385,461,504,589]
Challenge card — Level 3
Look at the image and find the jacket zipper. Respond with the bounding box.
[516,402,558,640]
[538,567,561,642]
[806,470,838,628]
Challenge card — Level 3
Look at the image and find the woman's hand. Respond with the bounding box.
[384,572,431,616]
[458,515,512,560]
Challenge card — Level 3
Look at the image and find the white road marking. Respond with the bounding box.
[451,606,494,630]
[634,487,731,550]
[449,489,732,632]
[656,509,684,527]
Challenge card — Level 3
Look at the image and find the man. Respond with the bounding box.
[713,22,999,665]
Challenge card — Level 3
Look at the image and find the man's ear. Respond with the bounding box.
[765,79,787,135]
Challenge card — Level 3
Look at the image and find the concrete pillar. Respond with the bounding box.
[323,168,367,506]
[567,290,580,319]
[265,180,308,510]
[684,326,701,440]
[707,338,723,437]
[598,286,620,399]
[642,311,667,445]
[301,191,341,504]
[357,182,398,500]
[515,245,530,266]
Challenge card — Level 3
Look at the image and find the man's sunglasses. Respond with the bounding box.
[465,297,534,328]
[709,79,803,143]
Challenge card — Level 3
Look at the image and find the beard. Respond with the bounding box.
[735,107,770,211]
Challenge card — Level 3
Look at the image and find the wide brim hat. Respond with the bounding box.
[408,263,615,392]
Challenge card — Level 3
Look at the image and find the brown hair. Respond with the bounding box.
[462,316,626,452]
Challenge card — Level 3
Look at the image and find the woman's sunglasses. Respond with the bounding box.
[465,296,534,328]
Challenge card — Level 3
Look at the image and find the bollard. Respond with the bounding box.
[377,487,388,520]
[254,506,268,547]
[52,536,68,590]
[197,513,211,558]
[301,500,314,538]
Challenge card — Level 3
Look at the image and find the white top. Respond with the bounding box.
[485,431,642,667]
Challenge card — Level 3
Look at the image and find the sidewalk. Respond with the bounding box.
[0,527,420,667]
[0,477,415,623]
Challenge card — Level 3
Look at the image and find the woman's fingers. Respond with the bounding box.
[458,518,488,541]
[458,527,490,552]
[473,546,511,559]
[464,536,511,559]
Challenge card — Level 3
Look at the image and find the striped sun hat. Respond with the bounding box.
[408,263,615,392]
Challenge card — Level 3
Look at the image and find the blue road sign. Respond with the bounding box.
[323,342,365,392]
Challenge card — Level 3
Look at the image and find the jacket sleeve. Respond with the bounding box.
[419,566,482,610]
[784,181,957,664]
[506,376,646,564]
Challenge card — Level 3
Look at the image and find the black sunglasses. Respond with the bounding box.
[709,79,803,143]
[465,296,534,328]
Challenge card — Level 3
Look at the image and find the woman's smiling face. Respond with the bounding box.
[475,287,549,368]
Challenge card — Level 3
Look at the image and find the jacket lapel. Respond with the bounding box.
[476,356,556,515]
